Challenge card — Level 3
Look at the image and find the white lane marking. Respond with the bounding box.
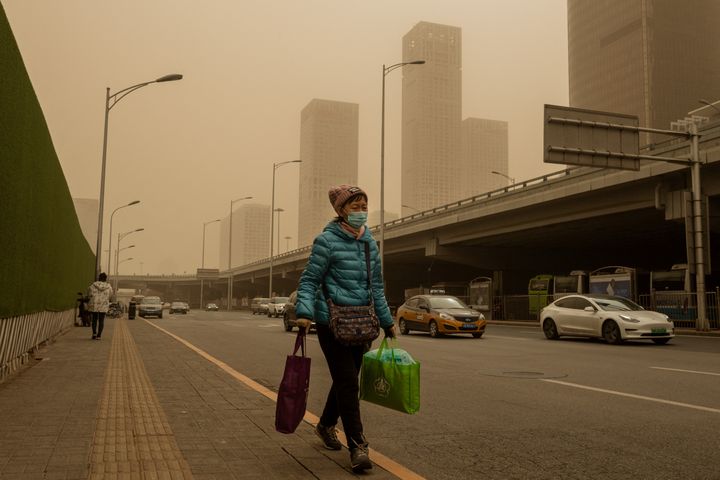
[541,379,720,414]
[651,366,720,377]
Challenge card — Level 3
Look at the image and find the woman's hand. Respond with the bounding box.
[296,318,312,332]
[384,325,396,339]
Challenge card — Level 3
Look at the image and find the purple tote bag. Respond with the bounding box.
[275,330,311,434]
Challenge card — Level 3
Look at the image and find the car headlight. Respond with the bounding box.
[439,312,454,321]
[619,314,640,323]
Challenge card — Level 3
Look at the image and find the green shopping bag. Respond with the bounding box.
[359,338,420,414]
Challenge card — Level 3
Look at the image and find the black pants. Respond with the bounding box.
[317,324,368,445]
[91,312,106,337]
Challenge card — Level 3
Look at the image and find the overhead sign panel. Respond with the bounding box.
[544,105,640,171]
[196,268,219,279]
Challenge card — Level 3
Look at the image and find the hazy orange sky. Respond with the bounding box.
[4,0,568,274]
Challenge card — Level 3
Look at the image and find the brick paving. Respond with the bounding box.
[0,317,398,480]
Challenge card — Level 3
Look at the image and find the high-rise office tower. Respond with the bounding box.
[460,118,509,197]
[297,99,359,248]
[402,22,462,212]
[219,203,270,269]
[568,0,720,144]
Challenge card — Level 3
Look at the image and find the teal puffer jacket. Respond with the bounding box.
[295,221,393,328]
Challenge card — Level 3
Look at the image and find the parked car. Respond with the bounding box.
[169,301,188,314]
[282,291,316,332]
[139,296,163,318]
[183,302,190,312]
[205,303,219,311]
[396,295,486,338]
[251,297,271,315]
[267,296,290,317]
[540,294,675,344]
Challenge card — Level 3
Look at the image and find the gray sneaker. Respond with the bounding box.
[315,423,342,450]
[350,443,372,472]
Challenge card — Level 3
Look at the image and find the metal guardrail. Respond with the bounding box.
[0,309,74,383]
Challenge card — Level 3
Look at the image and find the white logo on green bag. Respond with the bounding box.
[374,377,390,397]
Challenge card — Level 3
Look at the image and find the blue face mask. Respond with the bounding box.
[346,211,367,228]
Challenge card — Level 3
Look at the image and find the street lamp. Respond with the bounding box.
[114,228,143,290]
[491,170,516,185]
[284,236,292,253]
[107,200,140,274]
[200,218,220,309]
[117,257,134,272]
[94,73,182,277]
[274,208,285,256]
[380,60,425,277]
[698,99,720,115]
[227,196,252,311]
[269,160,301,298]
[401,204,421,215]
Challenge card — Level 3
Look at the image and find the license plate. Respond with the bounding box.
[461,324,477,330]
[651,328,666,334]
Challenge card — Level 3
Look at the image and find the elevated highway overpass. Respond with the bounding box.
[115,124,720,309]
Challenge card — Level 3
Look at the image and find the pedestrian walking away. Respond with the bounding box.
[86,272,113,340]
[295,184,396,473]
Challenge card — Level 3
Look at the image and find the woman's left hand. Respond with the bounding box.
[384,326,396,338]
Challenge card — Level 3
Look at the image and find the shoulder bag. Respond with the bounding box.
[323,242,380,346]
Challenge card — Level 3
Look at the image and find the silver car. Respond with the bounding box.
[540,294,674,345]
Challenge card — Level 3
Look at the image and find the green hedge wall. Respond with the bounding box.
[0,4,95,318]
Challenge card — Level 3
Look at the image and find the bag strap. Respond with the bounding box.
[292,330,306,357]
[363,242,374,307]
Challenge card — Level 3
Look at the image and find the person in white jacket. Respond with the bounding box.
[86,273,113,340]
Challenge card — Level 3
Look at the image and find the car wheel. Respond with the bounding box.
[399,318,410,335]
[602,320,623,345]
[284,317,293,332]
[429,321,440,338]
[472,332,483,338]
[543,319,560,340]
[652,338,670,345]
[159,313,163,319]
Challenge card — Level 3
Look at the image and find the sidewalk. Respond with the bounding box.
[0,318,399,480]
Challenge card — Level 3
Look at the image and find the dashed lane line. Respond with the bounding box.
[143,319,426,480]
[541,379,720,414]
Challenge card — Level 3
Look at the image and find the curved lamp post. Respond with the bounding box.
[114,228,143,290]
[94,73,183,277]
[269,160,301,298]
[491,170,515,185]
[227,196,252,311]
[380,60,424,278]
[201,218,220,309]
[107,200,140,274]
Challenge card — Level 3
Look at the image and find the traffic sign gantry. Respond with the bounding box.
[544,105,640,171]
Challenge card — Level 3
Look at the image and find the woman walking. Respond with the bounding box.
[295,184,395,473]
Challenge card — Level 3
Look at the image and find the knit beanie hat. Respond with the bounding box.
[328,184,367,216]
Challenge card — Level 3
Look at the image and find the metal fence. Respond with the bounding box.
[0,309,74,383]
[638,291,720,329]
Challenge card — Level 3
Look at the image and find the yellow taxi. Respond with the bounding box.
[396,295,486,338]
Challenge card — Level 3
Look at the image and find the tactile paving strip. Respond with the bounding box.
[88,318,194,479]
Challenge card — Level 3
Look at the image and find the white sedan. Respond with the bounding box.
[540,294,674,345]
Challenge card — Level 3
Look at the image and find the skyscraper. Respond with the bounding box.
[402,21,462,211]
[460,118,509,197]
[297,99,359,248]
[219,203,270,268]
[568,0,720,144]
